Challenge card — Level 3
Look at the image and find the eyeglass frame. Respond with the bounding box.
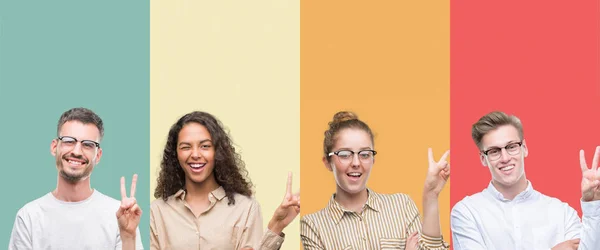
[481,141,523,160]
[327,149,377,162]
[57,136,101,150]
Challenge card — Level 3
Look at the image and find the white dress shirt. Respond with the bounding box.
[451,181,600,250]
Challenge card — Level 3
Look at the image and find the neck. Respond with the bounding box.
[335,186,368,213]
[492,175,528,200]
[53,175,93,202]
[184,175,220,202]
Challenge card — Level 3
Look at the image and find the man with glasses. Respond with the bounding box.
[451,111,600,250]
[9,108,143,250]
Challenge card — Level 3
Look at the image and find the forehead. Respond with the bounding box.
[481,125,520,149]
[59,121,101,141]
[333,128,373,149]
[178,122,212,142]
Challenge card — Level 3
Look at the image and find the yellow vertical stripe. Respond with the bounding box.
[151,1,300,249]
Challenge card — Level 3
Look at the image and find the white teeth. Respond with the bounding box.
[68,160,83,165]
[500,165,514,171]
[347,173,361,177]
[190,164,205,169]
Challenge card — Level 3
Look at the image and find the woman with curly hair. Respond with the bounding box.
[150,111,300,250]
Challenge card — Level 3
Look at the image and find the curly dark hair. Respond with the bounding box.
[154,111,253,205]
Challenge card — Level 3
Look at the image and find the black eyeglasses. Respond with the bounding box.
[328,150,377,163]
[482,141,522,161]
[57,136,100,151]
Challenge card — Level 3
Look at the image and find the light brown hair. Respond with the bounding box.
[472,111,524,150]
[323,111,374,162]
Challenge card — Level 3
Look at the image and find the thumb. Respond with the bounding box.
[116,205,126,219]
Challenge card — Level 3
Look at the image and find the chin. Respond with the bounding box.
[342,185,365,194]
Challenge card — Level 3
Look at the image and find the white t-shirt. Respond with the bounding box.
[9,190,144,250]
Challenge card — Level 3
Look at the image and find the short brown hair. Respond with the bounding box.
[472,111,523,150]
[323,111,374,161]
[57,108,104,139]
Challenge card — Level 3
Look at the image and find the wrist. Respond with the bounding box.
[268,219,284,235]
[120,230,136,240]
[423,190,439,200]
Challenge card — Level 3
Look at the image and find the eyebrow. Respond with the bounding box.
[485,140,520,150]
[336,147,373,151]
[178,139,212,146]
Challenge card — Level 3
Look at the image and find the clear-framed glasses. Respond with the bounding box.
[57,136,100,152]
[482,141,522,161]
[328,149,377,164]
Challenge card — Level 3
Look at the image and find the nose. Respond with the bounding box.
[191,147,202,159]
[71,141,84,156]
[351,152,361,167]
[499,148,511,162]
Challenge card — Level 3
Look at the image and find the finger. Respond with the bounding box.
[120,176,127,200]
[571,238,580,244]
[428,148,434,164]
[286,172,292,196]
[130,174,138,198]
[592,146,600,172]
[439,150,450,163]
[580,150,589,173]
[130,204,142,215]
[281,199,300,208]
[116,205,125,219]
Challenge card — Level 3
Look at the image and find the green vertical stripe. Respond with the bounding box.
[0,1,149,248]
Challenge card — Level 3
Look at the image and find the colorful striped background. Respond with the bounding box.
[1,1,598,249]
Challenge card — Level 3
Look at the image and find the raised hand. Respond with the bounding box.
[116,174,142,240]
[268,172,300,235]
[423,148,450,197]
[580,146,600,202]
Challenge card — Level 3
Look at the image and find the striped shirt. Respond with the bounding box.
[301,189,449,250]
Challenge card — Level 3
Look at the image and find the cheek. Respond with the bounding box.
[205,149,215,162]
[334,164,346,175]
[177,151,188,163]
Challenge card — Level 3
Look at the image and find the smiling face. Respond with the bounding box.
[51,121,102,182]
[480,125,528,189]
[176,122,216,186]
[324,128,375,196]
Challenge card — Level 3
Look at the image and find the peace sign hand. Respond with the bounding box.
[116,174,142,239]
[423,148,450,198]
[580,146,600,202]
[268,172,300,235]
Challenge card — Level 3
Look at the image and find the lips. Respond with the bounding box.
[188,163,206,173]
[64,156,87,167]
[346,172,362,182]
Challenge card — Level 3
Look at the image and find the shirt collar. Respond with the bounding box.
[174,186,227,201]
[326,188,380,224]
[486,180,534,202]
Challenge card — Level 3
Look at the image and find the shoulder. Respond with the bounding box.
[302,207,328,223]
[150,193,177,210]
[376,191,413,203]
[535,191,574,211]
[15,193,52,219]
[230,193,259,209]
[92,190,121,207]
[452,190,487,210]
